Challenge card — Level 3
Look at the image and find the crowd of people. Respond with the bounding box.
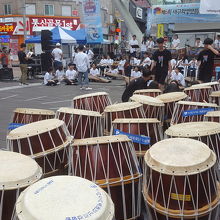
[2,33,218,94]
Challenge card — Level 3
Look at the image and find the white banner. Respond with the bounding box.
[200,0,220,14]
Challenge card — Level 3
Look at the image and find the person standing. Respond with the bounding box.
[74,45,91,90]
[18,43,29,85]
[214,35,220,50]
[129,35,139,57]
[197,38,220,83]
[150,38,172,90]
[195,38,204,48]
[52,43,63,70]
[171,34,180,49]
[140,36,147,58]
[85,45,94,64]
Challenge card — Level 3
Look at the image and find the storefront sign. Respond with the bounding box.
[82,0,103,44]
[29,17,80,33]
[151,3,220,24]
[0,22,16,35]
[200,0,220,14]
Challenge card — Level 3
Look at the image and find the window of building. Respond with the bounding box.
[4,4,12,15]
[45,4,54,16]
[62,5,72,16]
[26,4,36,15]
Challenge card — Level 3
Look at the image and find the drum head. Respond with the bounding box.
[57,107,102,117]
[210,91,220,97]
[177,100,218,107]
[144,138,216,175]
[184,86,211,91]
[130,95,164,107]
[73,135,131,146]
[112,118,160,124]
[104,102,142,113]
[205,111,220,117]
[165,121,220,137]
[7,119,65,140]
[192,82,219,88]
[73,92,109,100]
[0,151,42,190]
[16,176,114,220]
[134,89,162,94]
[14,108,55,116]
[157,92,187,103]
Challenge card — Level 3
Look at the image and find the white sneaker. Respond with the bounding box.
[85,87,92,90]
[19,83,23,86]
[80,87,84,90]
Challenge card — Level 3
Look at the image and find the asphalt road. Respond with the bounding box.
[0,78,125,149]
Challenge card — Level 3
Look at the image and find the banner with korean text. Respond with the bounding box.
[200,0,220,14]
[82,0,103,44]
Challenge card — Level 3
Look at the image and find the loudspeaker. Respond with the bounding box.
[41,30,52,51]
[0,67,13,80]
[41,52,52,71]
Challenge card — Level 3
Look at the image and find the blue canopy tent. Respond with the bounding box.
[25,27,86,44]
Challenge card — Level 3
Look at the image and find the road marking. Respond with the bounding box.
[41,99,72,104]
[24,96,47,101]
[0,83,42,91]
[0,95,18,100]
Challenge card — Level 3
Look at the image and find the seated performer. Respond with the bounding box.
[123,66,142,84]
[122,69,158,102]
[44,67,58,86]
[55,66,65,84]
[105,65,122,79]
[169,66,186,87]
[89,64,111,83]
[64,63,78,85]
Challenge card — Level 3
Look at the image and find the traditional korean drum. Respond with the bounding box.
[111,118,163,158]
[143,138,219,220]
[56,107,103,139]
[8,108,55,131]
[171,101,218,125]
[130,95,164,122]
[11,108,55,124]
[165,122,220,168]
[210,91,220,106]
[16,176,114,220]
[0,151,42,220]
[7,119,72,177]
[184,86,212,102]
[134,89,162,97]
[103,102,145,135]
[70,135,142,220]
[72,92,112,114]
[156,92,187,121]
[192,81,220,92]
[204,111,220,123]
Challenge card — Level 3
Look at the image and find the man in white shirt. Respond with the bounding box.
[85,45,94,63]
[129,35,139,56]
[172,35,180,49]
[214,35,220,50]
[141,52,152,67]
[44,67,58,86]
[195,38,204,48]
[64,63,78,85]
[74,45,91,90]
[169,67,185,87]
[52,43,63,70]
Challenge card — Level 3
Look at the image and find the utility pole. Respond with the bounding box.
[23,0,27,42]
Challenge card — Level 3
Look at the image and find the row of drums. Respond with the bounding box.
[1,81,220,220]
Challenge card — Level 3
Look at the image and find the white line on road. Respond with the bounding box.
[24,96,47,101]
[0,94,18,100]
[41,99,72,105]
[0,83,41,92]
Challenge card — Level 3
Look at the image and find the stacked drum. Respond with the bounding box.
[16,176,115,220]
[0,151,42,220]
[134,89,162,97]
[70,135,142,220]
[7,119,73,177]
[56,107,103,139]
[143,138,219,220]
[205,111,220,123]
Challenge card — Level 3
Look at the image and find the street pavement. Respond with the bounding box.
[0,67,125,148]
